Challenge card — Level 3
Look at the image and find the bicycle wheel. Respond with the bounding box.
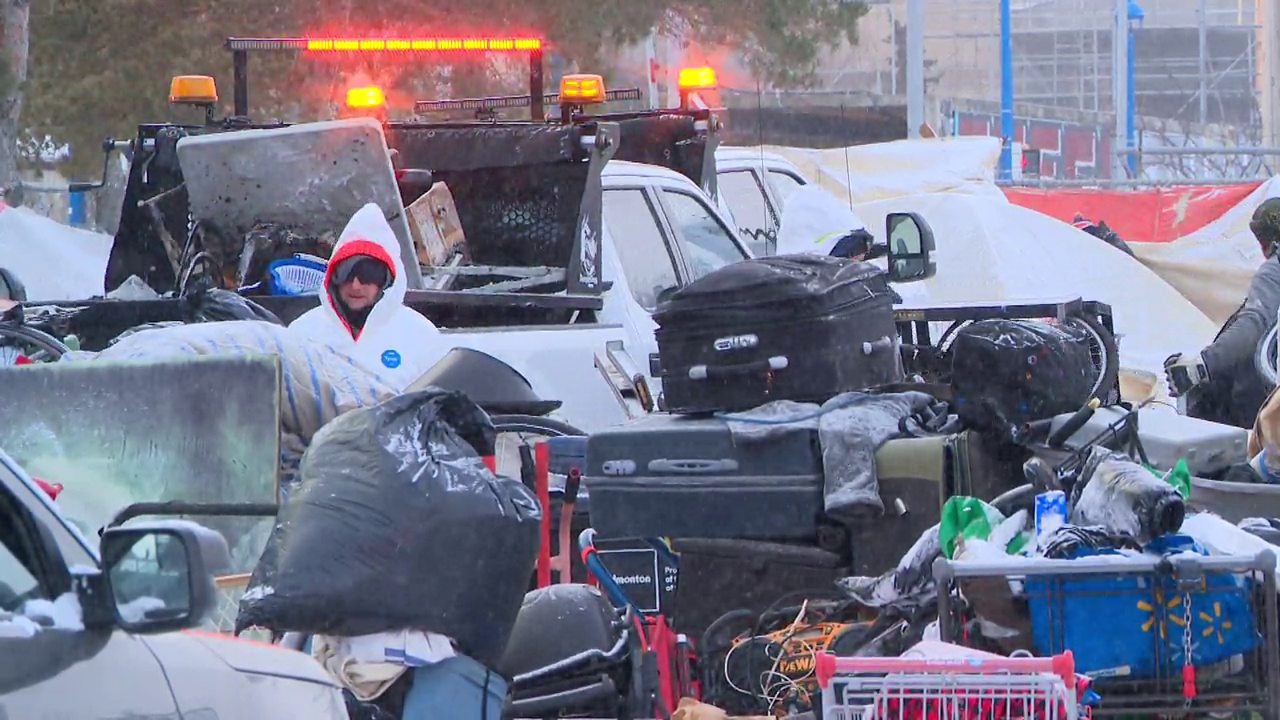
[0,324,70,362]
[934,313,1120,404]
[1063,313,1120,405]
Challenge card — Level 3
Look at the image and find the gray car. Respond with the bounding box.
[0,447,348,718]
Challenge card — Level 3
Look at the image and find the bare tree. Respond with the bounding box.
[0,0,29,195]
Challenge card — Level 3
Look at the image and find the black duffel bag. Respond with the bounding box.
[950,318,1096,435]
[654,254,904,414]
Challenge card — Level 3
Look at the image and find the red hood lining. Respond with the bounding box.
[325,239,397,340]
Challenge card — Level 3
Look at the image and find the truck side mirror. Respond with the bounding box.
[99,521,230,634]
[885,212,936,282]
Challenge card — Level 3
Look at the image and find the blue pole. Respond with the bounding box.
[68,191,86,227]
[1126,26,1136,175]
[999,0,1014,180]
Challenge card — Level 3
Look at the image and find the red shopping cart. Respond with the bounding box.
[815,650,1084,720]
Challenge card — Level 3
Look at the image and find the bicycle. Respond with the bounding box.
[0,319,71,363]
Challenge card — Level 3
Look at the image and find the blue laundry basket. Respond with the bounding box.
[267,257,327,296]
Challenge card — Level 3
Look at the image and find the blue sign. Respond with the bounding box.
[381,350,402,369]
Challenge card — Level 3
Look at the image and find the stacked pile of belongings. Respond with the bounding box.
[828,447,1276,718]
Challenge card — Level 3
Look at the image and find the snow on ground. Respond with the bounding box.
[1,206,112,301]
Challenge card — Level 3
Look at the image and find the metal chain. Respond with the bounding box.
[1183,590,1194,711]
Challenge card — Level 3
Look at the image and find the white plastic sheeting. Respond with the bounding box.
[1129,177,1280,325]
[0,207,111,301]
[754,136,1006,205]
[850,192,1219,386]
[775,186,869,255]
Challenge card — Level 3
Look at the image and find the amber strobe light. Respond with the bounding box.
[169,75,219,104]
[346,86,386,108]
[677,66,718,90]
[558,74,606,104]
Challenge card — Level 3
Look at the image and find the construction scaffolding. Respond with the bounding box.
[813,0,1274,178]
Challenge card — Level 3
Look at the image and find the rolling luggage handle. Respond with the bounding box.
[861,334,896,356]
[647,458,740,474]
[687,355,788,381]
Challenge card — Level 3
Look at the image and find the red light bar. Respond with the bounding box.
[225,37,541,52]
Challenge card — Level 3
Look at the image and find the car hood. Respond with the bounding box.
[176,630,336,684]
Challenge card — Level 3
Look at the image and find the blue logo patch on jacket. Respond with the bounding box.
[381,350,402,369]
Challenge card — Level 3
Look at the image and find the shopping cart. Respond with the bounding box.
[814,651,1082,720]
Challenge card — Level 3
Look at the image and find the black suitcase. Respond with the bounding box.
[669,539,850,641]
[654,254,904,414]
[585,413,828,542]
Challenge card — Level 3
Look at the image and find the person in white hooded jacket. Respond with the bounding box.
[290,203,448,389]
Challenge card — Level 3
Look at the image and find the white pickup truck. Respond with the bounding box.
[437,158,753,431]
[713,147,810,255]
[62,106,747,434]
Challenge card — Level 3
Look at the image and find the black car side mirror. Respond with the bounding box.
[885,212,937,282]
[99,521,231,634]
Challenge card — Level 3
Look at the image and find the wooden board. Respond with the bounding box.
[0,355,281,573]
[406,181,468,267]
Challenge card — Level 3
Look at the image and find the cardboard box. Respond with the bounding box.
[406,181,467,268]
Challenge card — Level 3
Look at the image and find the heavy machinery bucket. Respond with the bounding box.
[0,354,281,574]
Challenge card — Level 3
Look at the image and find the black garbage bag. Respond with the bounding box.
[180,288,283,325]
[950,319,1095,434]
[235,389,542,666]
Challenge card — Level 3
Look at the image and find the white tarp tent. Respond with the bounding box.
[1128,177,1280,325]
[849,192,1219,388]
[761,136,1007,205]
[1,206,112,300]
[756,136,1275,329]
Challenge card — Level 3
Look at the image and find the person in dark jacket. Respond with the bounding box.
[1165,197,1280,428]
[1072,214,1136,256]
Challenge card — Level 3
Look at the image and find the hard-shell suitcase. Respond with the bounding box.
[653,255,904,414]
[585,413,827,542]
[853,431,1021,576]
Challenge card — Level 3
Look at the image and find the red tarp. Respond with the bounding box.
[1003,182,1263,244]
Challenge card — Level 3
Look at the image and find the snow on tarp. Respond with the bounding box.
[753,136,1007,205]
[0,206,111,301]
[1005,179,1280,325]
[849,192,1219,387]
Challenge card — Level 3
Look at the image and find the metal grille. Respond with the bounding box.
[434,163,588,273]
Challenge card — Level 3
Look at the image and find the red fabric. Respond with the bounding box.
[1004,182,1263,243]
[325,238,397,288]
[32,477,62,500]
[323,238,397,340]
[13,355,32,365]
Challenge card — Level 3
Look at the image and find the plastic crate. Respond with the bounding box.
[267,257,327,296]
